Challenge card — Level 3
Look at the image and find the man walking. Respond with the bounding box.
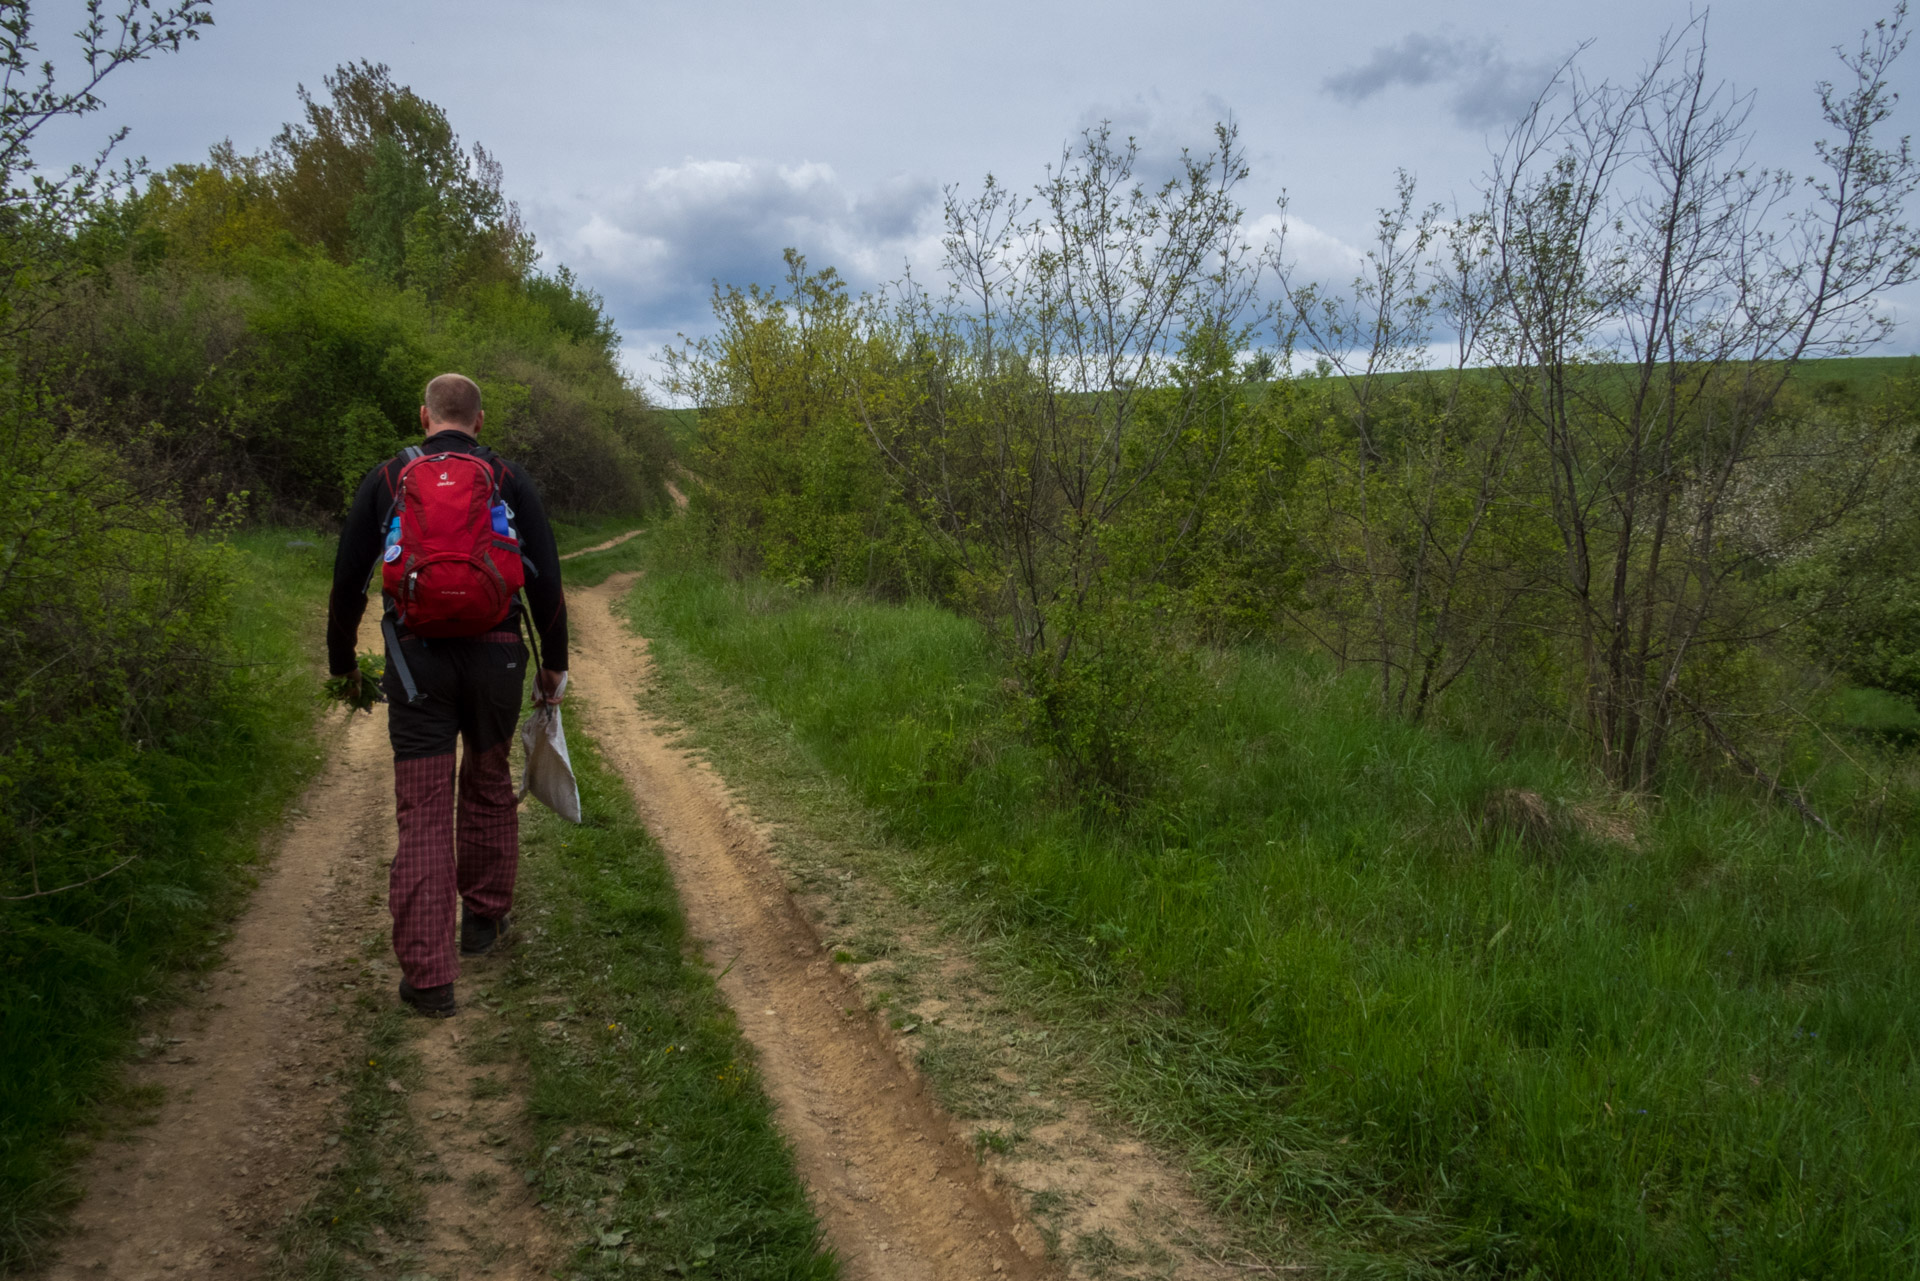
[327,373,568,1017]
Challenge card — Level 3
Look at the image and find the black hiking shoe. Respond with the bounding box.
[398,979,457,1018]
[460,906,512,957]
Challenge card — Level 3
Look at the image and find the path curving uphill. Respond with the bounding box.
[559,528,645,560]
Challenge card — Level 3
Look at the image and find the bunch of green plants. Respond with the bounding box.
[670,12,1920,825]
[669,132,1296,803]
[322,652,385,713]
[663,249,935,596]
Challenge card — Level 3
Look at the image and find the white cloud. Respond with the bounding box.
[1248,210,1363,282]
[1070,91,1241,188]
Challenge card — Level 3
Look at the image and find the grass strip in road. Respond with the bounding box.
[275,1001,432,1280]
[501,704,835,1280]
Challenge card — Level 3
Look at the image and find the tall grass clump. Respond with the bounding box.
[625,523,1920,1279]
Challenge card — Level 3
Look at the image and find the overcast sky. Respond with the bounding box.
[32,0,1920,383]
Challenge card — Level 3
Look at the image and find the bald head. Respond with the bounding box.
[421,373,483,435]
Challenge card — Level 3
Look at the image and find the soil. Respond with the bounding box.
[39,537,1266,1281]
[41,707,552,1280]
[793,898,1258,1280]
[403,978,555,1276]
[568,573,1052,1280]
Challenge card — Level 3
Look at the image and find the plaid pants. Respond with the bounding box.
[382,630,528,987]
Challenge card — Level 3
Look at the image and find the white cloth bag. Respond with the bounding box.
[518,701,582,823]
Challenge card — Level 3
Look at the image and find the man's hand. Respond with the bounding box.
[534,668,568,706]
[323,659,382,714]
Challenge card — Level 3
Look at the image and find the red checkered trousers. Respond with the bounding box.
[381,629,528,988]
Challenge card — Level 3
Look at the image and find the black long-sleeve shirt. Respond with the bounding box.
[327,429,568,676]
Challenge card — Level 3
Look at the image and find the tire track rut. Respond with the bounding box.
[568,571,1052,1281]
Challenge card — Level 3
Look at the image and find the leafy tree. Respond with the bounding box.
[1477,8,1920,787]
[866,124,1273,797]
[1273,9,1920,794]
[0,0,211,332]
[28,57,666,519]
[268,60,528,294]
[665,250,926,592]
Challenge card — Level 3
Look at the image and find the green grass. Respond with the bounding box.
[1308,354,1917,392]
[0,530,334,1271]
[621,522,1920,1280]
[1791,354,1919,399]
[1830,685,1920,745]
[499,704,834,1279]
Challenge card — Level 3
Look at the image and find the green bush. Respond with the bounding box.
[38,61,673,524]
[44,237,669,522]
[665,252,934,595]
[0,472,332,1266]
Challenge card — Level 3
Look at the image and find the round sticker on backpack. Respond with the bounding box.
[384,544,402,563]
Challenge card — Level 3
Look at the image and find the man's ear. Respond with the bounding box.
[418,405,432,433]
[473,409,485,433]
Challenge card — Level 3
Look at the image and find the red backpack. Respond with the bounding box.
[380,447,526,637]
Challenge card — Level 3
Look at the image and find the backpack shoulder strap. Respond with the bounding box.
[469,445,509,493]
[382,446,429,520]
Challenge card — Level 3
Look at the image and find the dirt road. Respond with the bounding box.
[45,712,390,1279]
[568,572,1051,1281]
[45,708,550,1280]
[45,579,1049,1281]
[47,552,1239,1280]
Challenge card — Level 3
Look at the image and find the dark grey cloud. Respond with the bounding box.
[548,159,941,339]
[855,175,939,240]
[1325,32,1558,128]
